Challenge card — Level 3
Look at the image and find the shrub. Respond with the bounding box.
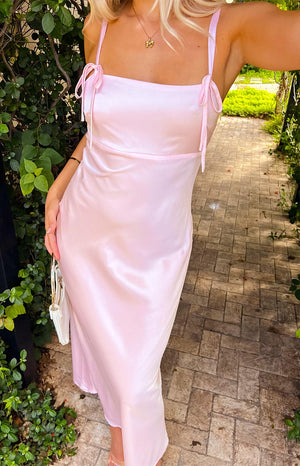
[0,338,77,465]
[222,88,276,118]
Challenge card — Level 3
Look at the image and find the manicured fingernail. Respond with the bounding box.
[46,227,51,233]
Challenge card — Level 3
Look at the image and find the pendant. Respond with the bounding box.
[145,38,154,48]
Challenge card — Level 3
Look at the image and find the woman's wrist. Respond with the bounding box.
[68,156,81,164]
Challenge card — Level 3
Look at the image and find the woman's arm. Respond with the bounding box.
[45,15,99,260]
[44,134,87,260]
[236,2,300,71]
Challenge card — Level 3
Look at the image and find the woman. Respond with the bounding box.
[44,1,300,465]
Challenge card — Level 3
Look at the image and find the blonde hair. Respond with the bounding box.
[83,0,226,46]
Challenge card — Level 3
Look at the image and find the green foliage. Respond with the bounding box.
[222,88,276,118]
[0,338,77,464]
[238,68,281,84]
[0,0,88,351]
[285,410,300,441]
[264,114,283,140]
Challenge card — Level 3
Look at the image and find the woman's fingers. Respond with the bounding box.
[45,200,61,260]
[47,228,60,260]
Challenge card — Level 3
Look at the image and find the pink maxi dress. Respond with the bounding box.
[56,8,222,466]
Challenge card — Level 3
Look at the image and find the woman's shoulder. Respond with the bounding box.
[82,13,104,46]
[220,1,280,26]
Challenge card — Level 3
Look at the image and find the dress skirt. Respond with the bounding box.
[56,134,202,465]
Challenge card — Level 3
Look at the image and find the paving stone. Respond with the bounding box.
[208,288,226,310]
[236,420,286,453]
[239,350,282,374]
[166,420,207,454]
[260,388,300,430]
[168,366,194,403]
[260,450,300,466]
[224,301,242,324]
[207,413,234,462]
[217,347,239,380]
[199,329,221,359]
[193,372,237,397]
[77,420,111,449]
[186,388,213,430]
[167,335,199,355]
[238,367,260,402]
[233,441,260,466]
[179,449,230,465]
[178,352,217,375]
[241,315,260,341]
[259,371,300,395]
[161,444,181,466]
[221,335,260,354]
[164,399,187,423]
[204,319,241,337]
[213,394,259,423]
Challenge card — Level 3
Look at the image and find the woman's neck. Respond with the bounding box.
[129,0,160,21]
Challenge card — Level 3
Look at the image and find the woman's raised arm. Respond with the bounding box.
[236,1,300,71]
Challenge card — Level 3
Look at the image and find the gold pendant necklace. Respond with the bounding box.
[132,4,160,48]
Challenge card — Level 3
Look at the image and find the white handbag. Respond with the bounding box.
[49,255,70,345]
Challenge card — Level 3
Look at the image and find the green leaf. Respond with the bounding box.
[10,159,19,172]
[285,419,294,426]
[9,358,17,369]
[291,279,300,285]
[16,76,24,86]
[38,156,51,171]
[20,349,27,359]
[34,167,43,176]
[42,12,55,34]
[22,130,35,145]
[34,174,48,192]
[22,144,38,160]
[22,173,35,184]
[12,370,22,381]
[57,6,72,26]
[4,317,14,331]
[39,132,51,146]
[0,424,10,434]
[0,112,10,123]
[7,432,18,443]
[24,158,37,173]
[43,169,54,188]
[20,175,34,196]
[0,290,10,301]
[31,0,43,12]
[6,304,26,319]
[295,289,300,301]
[296,328,300,339]
[0,124,8,134]
[41,148,64,164]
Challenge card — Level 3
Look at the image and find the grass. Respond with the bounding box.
[237,69,282,84]
[222,87,276,118]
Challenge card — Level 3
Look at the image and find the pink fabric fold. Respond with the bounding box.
[198,74,223,172]
[75,63,104,149]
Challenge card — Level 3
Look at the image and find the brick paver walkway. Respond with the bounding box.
[48,116,300,465]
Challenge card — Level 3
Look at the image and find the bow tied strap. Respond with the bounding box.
[75,63,104,149]
[198,74,222,172]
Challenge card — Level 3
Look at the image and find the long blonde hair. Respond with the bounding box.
[84,0,226,46]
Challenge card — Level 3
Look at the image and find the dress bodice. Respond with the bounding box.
[75,9,223,172]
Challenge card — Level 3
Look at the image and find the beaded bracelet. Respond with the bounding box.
[69,156,81,165]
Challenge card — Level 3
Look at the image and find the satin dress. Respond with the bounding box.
[56,8,222,466]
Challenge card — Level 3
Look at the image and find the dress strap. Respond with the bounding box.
[208,8,221,76]
[96,19,108,65]
[198,8,222,173]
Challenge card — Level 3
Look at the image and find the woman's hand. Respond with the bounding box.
[45,193,61,261]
